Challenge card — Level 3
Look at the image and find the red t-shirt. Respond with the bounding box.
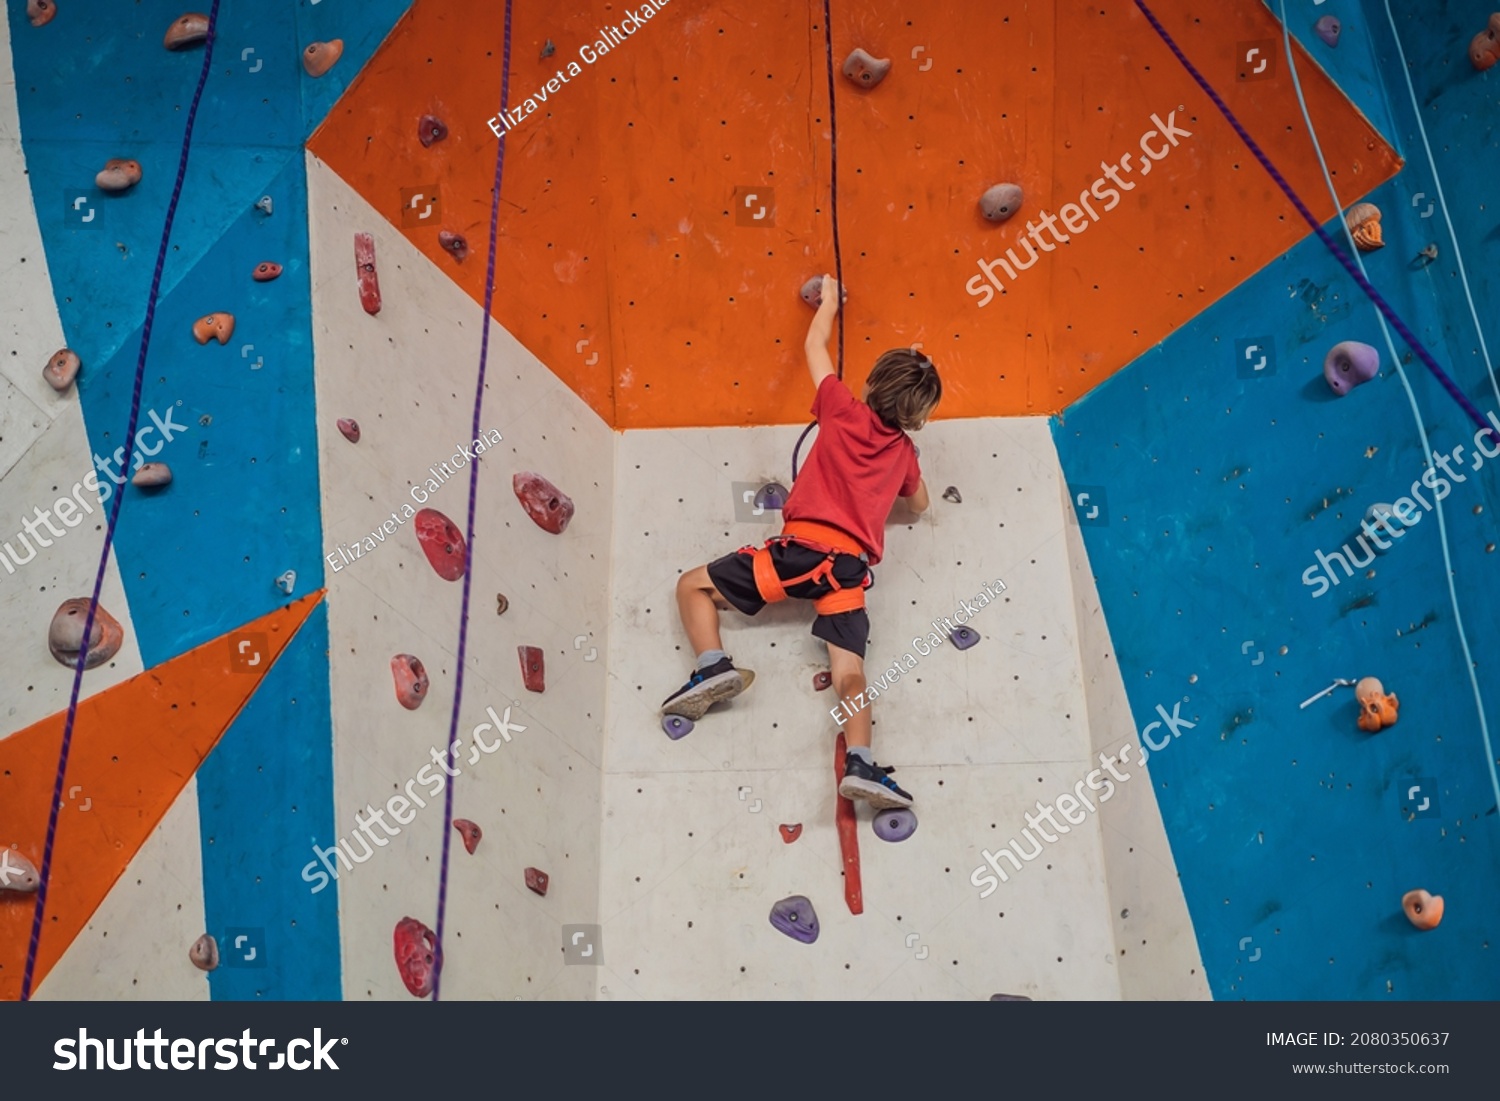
[781,375,922,566]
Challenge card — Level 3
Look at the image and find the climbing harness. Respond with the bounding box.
[739,519,872,616]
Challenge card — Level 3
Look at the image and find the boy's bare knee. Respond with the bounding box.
[835,670,865,699]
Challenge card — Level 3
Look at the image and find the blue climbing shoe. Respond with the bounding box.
[660,657,754,720]
[839,752,913,809]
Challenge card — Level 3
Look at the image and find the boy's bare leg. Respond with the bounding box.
[676,565,725,655]
[828,644,870,749]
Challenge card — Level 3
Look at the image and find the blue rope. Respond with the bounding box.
[431,0,514,1002]
[20,0,223,1002]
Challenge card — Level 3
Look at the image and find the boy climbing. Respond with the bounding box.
[662,276,941,809]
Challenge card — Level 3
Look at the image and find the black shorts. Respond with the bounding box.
[706,542,871,658]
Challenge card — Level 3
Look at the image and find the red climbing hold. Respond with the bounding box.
[438,230,469,262]
[48,598,123,670]
[189,933,219,971]
[418,115,448,147]
[163,13,208,50]
[95,158,142,193]
[43,348,80,392]
[414,508,467,581]
[779,823,802,844]
[337,418,360,443]
[524,866,549,896]
[27,0,56,28]
[393,917,437,998]
[513,472,575,534]
[518,646,545,693]
[354,232,382,315]
[813,671,832,691]
[390,654,429,710]
[453,819,482,855]
[303,39,344,78]
[252,261,283,282]
[192,312,235,345]
[842,48,891,88]
[834,732,864,915]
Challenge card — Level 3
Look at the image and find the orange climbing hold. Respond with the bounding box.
[302,39,344,78]
[391,654,430,710]
[26,0,56,27]
[163,13,208,50]
[1470,13,1500,70]
[1345,203,1384,251]
[95,158,142,193]
[1355,676,1398,732]
[192,312,235,345]
[1402,889,1443,930]
[42,348,80,392]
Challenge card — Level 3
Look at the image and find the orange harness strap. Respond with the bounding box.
[743,520,870,616]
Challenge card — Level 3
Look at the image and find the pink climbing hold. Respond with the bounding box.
[337,418,360,443]
[252,261,283,282]
[1323,341,1380,396]
[0,849,39,893]
[524,866,549,896]
[438,230,469,262]
[393,917,437,998]
[163,12,208,50]
[1314,15,1341,48]
[43,348,81,392]
[842,47,891,88]
[414,508,467,581]
[48,598,123,670]
[518,646,545,693]
[453,819,482,855]
[980,183,1024,223]
[355,232,382,315]
[513,472,575,534]
[95,158,142,193]
[418,115,448,147]
[189,933,219,971]
[391,654,430,710]
[27,0,57,28]
[131,462,172,488]
[779,823,802,844]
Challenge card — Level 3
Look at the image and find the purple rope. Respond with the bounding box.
[431,0,513,1003]
[819,0,844,380]
[19,0,223,1002]
[1133,0,1498,446]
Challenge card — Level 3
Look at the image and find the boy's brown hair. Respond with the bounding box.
[863,349,942,432]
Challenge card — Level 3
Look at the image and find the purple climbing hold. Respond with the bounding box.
[662,714,694,740]
[872,807,917,843]
[950,626,981,650]
[769,895,820,944]
[1323,340,1380,396]
[754,482,788,511]
[1314,15,1341,47]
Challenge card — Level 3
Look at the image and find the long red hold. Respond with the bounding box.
[834,732,863,915]
[414,508,467,581]
[355,232,381,315]
[393,917,437,998]
[518,645,545,692]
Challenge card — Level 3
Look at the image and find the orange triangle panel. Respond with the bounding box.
[0,591,324,1001]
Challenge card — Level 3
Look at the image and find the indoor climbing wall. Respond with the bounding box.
[2,0,1494,1004]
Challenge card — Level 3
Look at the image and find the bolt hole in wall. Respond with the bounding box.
[1,0,1497,1032]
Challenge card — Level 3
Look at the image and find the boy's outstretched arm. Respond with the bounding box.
[803,275,841,389]
[890,477,929,522]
